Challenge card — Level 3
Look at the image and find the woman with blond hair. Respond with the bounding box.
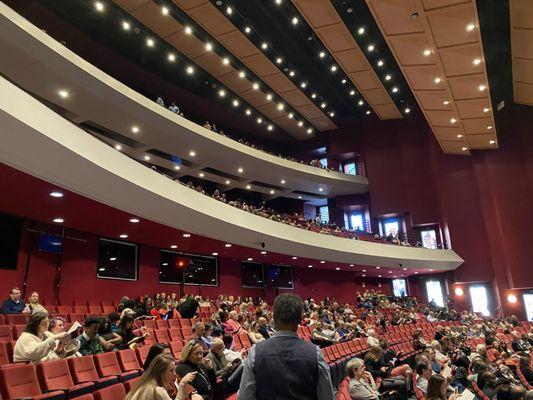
[175,340,217,400]
[126,354,200,400]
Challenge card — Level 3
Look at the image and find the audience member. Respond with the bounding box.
[23,291,47,314]
[205,338,244,394]
[347,357,380,400]
[175,340,217,400]
[1,286,25,314]
[77,316,106,355]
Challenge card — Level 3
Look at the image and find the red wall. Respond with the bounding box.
[1,228,390,306]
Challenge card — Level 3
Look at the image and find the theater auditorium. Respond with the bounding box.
[0,0,532,399]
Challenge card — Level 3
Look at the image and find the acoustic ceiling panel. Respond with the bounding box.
[510,0,533,107]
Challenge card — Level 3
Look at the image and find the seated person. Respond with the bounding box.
[77,316,116,355]
[178,295,199,319]
[477,371,498,400]
[1,286,26,314]
[312,322,335,347]
[205,338,243,394]
[201,323,214,349]
[347,357,379,400]
[175,341,217,400]
[222,334,246,363]
[97,316,123,347]
[13,311,69,363]
[366,329,379,347]
[45,316,81,358]
[248,322,265,344]
[143,343,172,371]
[520,355,533,384]
[257,316,273,339]
[222,311,242,334]
[415,361,433,395]
[426,374,461,400]
[117,315,148,349]
[189,322,209,352]
[23,291,47,314]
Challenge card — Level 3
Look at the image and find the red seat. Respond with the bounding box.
[181,327,192,337]
[143,320,156,329]
[68,356,118,389]
[12,324,25,339]
[170,341,184,359]
[0,363,66,399]
[0,326,13,343]
[169,328,183,341]
[116,349,142,373]
[69,314,85,323]
[94,352,139,382]
[73,306,89,314]
[57,306,73,314]
[154,329,171,343]
[168,319,181,328]
[135,346,150,366]
[123,376,140,393]
[93,384,126,400]
[73,395,94,400]
[4,314,27,325]
[88,306,103,314]
[102,306,116,314]
[0,342,10,365]
[100,301,114,307]
[37,359,95,398]
[179,319,191,327]
[155,320,169,329]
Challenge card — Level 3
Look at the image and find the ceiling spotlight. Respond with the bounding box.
[225,180,231,184]
[280,179,286,184]
[119,234,128,239]
[115,144,122,150]
[300,82,307,88]
[311,93,317,99]
[267,124,274,131]
[174,165,181,170]
[199,172,205,178]
[318,187,323,192]
[292,256,298,259]
[57,89,69,99]
[276,57,283,64]
[377,60,384,67]
[423,49,432,56]
[245,109,252,116]
[50,191,63,198]
[184,26,193,35]
[392,87,398,93]
[225,243,232,247]
[218,89,226,97]
[131,125,139,133]
[490,140,496,144]
[362,274,366,277]
[320,260,325,264]
[487,125,493,130]
[289,70,295,77]
[246,184,251,189]
[257,117,263,124]
[357,27,365,35]
[466,23,475,31]
[349,90,355,96]
[341,79,347,84]
[450,118,457,124]
[53,218,64,223]
[238,167,244,173]
[261,250,267,254]
[171,245,178,249]
[330,65,337,72]
[483,107,490,113]
[189,150,196,157]
[329,112,335,117]
[366,110,371,115]
[205,42,213,51]
[297,196,302,199]
[244,26,251,34]
[319,51,326,59]
[457,134,463,138]
[277,102,285,110]
[443,100,450,105]
[122,21,131,31]
[288,112,294,119]
[308,265,313,268]
[186,65,194,74]
[291,17,299,25]
[167,53,176,62]
[358,100,364,106]
[129,218,139,223]
[247,257,253,261]
[462,147,468,151]
[404,107,410,113]
[212,252,218,256]
[478,84,486,91]
[238,71,246,78]
[226,6,233,15]
[320,102,326,108]
[367,44,375,52]
[376,267,380,269]
[252,82,260,90]
[183,233,191,238]
[144,155,150,161]
[378,275,382,277]
[297,121,304,127]
[222,57,230,65]
[232,99,239,107]
[307,128,313,134]
[146,38,155,47]
[434,77,442,84]
[266,93,273,101]
[94,1,105,12]
[269,190,275,194]
[161,6,169,15]
[473,58,482,65]
[385,74,391,81]
[261,42,268,50]
[275,0,282,4]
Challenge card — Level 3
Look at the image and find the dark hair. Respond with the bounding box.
[273,293,303,326]
[222,334,233,349]
[426,374,446,400]
[24,311,48,336]
[84,316,101,328]
[142,343,170,371]
[510,386,526,400]
[478,371,496,390]
[497,385,512,400]
[108,312,120,323]
[416,361,430,375]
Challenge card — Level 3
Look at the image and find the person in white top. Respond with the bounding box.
[13,311,68,363]
[126,354,201,400]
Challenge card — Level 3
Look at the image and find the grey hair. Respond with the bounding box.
[347,357,364,378]
[273,293,304,325]
[476,344,486,353]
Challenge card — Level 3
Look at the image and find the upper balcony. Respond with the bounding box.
[0,3,367,202]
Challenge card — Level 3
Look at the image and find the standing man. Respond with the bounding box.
[239,293,335,400]
[1,287,26,314]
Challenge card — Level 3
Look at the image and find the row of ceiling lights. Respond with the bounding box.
[92,2,315,135]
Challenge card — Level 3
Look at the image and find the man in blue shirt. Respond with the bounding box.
[1,287,26,314]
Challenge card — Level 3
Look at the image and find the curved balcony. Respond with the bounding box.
[0,3,367,201]
[0,74,463,271]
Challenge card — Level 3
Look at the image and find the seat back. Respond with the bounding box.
[143,320,156,329]
[123,376,140,393]
[170,341,184,359]
[94,352,122,377]
[4,314,28,325]
[0,363,42,398]
[135,346,151,366]
[12,324,25,339]
[156,320,169,329]
[116,349,141,372]
[93,383,126,400]
[0,342,10,365]
[154,329,171,343]
[69,356,100,383]
[0,326,13,343]
[37,358,75,391]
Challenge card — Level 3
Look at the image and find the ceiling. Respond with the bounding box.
[4,0,520,155]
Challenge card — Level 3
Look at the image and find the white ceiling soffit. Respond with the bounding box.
[510,0,533,107]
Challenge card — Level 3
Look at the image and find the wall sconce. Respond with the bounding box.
[454,287,464,296]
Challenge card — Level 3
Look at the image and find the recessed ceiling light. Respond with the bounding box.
[377,60,384,67]
[320,260,325,264]
[276,57,283,64]
[367,44,375,52]
[246,184,251,189]
[122,21,131,31]
[247,257,253,261]
[388,271,392,273]
[490,140,496,144]
[199,172,205,178]
[119,234,128,239]
[238,167,244,173]
[186,66,194,74]
[280,179,286,184]
[189,150,196,157]
[319,51,326,59]
[403,267,407,271]
[212,252,218,256]
[329,112,335,117]
[275,0,282,4]
[288,112,294,119]
[341,79,347,84]
[226,6,233,15]
[225,243,232,248]
[269,190,275,194]
[358,100,364,106]
[57,89,69,99]
[392,87,398,93]
[308,265,313,268]
[244,26,251,34]
[266,93,273,101]
[320,102,326,108]
[404,107,410,114]
[378,275,382,278]
[267,124,274,131]
[457,134,463,138]
[311,93,317,99]
[252,82,260,90]
[292,256,298,260]
[183,233,191,238]
[462,147,468,151]
[357,27,365,35]
[225,180,231,185]
[362,274,366,277]
[483,107,490,113]
[300,82,307,88]
[466,23,475,31]
[261,42,268,50]
[144,155,150,161]
[161,6,169,15]
[167,53,176,62]
[184,26,192,35]
[171,245,178,249]
[297,121,304,127]
[232,99,239,107]
[385,74,391,81]
[330,65,337,72]
[94,1,105,12]
[298,196,302,199]
[245,109,252,116]
[478,84,486,91]
[174,165,181,170]
[423,49,431,56]
[443,100,450,105]
[450,118,457,124]
[487,125,493,130]
[277,102,285,110]
[289,70,295,77]
[415,271,419,274]
[131,125,139,134]
[473,58,482,65]
[261,250,267,254]
[291,17,299,25]
[218,89,226,97]
[434,77,442,84]
[205,42,213,51]
[257,117,263,124]
[318,187,323,192]
[53,217,64,223]
[376,267,380,269]
[129,218,139,223]
[50,191,63,198]
[366,110,371,115]
[336,267,340,270]
[307,128,313,134]
[146,38,155,47]
[222,57,230,65]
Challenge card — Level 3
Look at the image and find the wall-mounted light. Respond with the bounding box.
[507,294,517,304]
[454,287,464,296]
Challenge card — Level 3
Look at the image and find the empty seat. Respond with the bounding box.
[155,320,169,329]
[73,306,89,314]
[116,349,142,373]
[0,326,13,343]
[154,329,171,343]
[69,314,85,323]
[68,356,118,389]
[123,376,140,393]
[4,314,27,325]
[88,306,103,314]
[73,394,94,400]
[143,320,156,329]
[37,359,95,398]
[12,324,25,339]
[56,306,73,314]
[168,319,181,328]
[94,352,139,382]
[135,346,151,366]
[93,384,126,400]
[0,363,66,399]
[0,342,10,365]
[101,306,115,314]
[168,328,183,341]
[170,341,184,359]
